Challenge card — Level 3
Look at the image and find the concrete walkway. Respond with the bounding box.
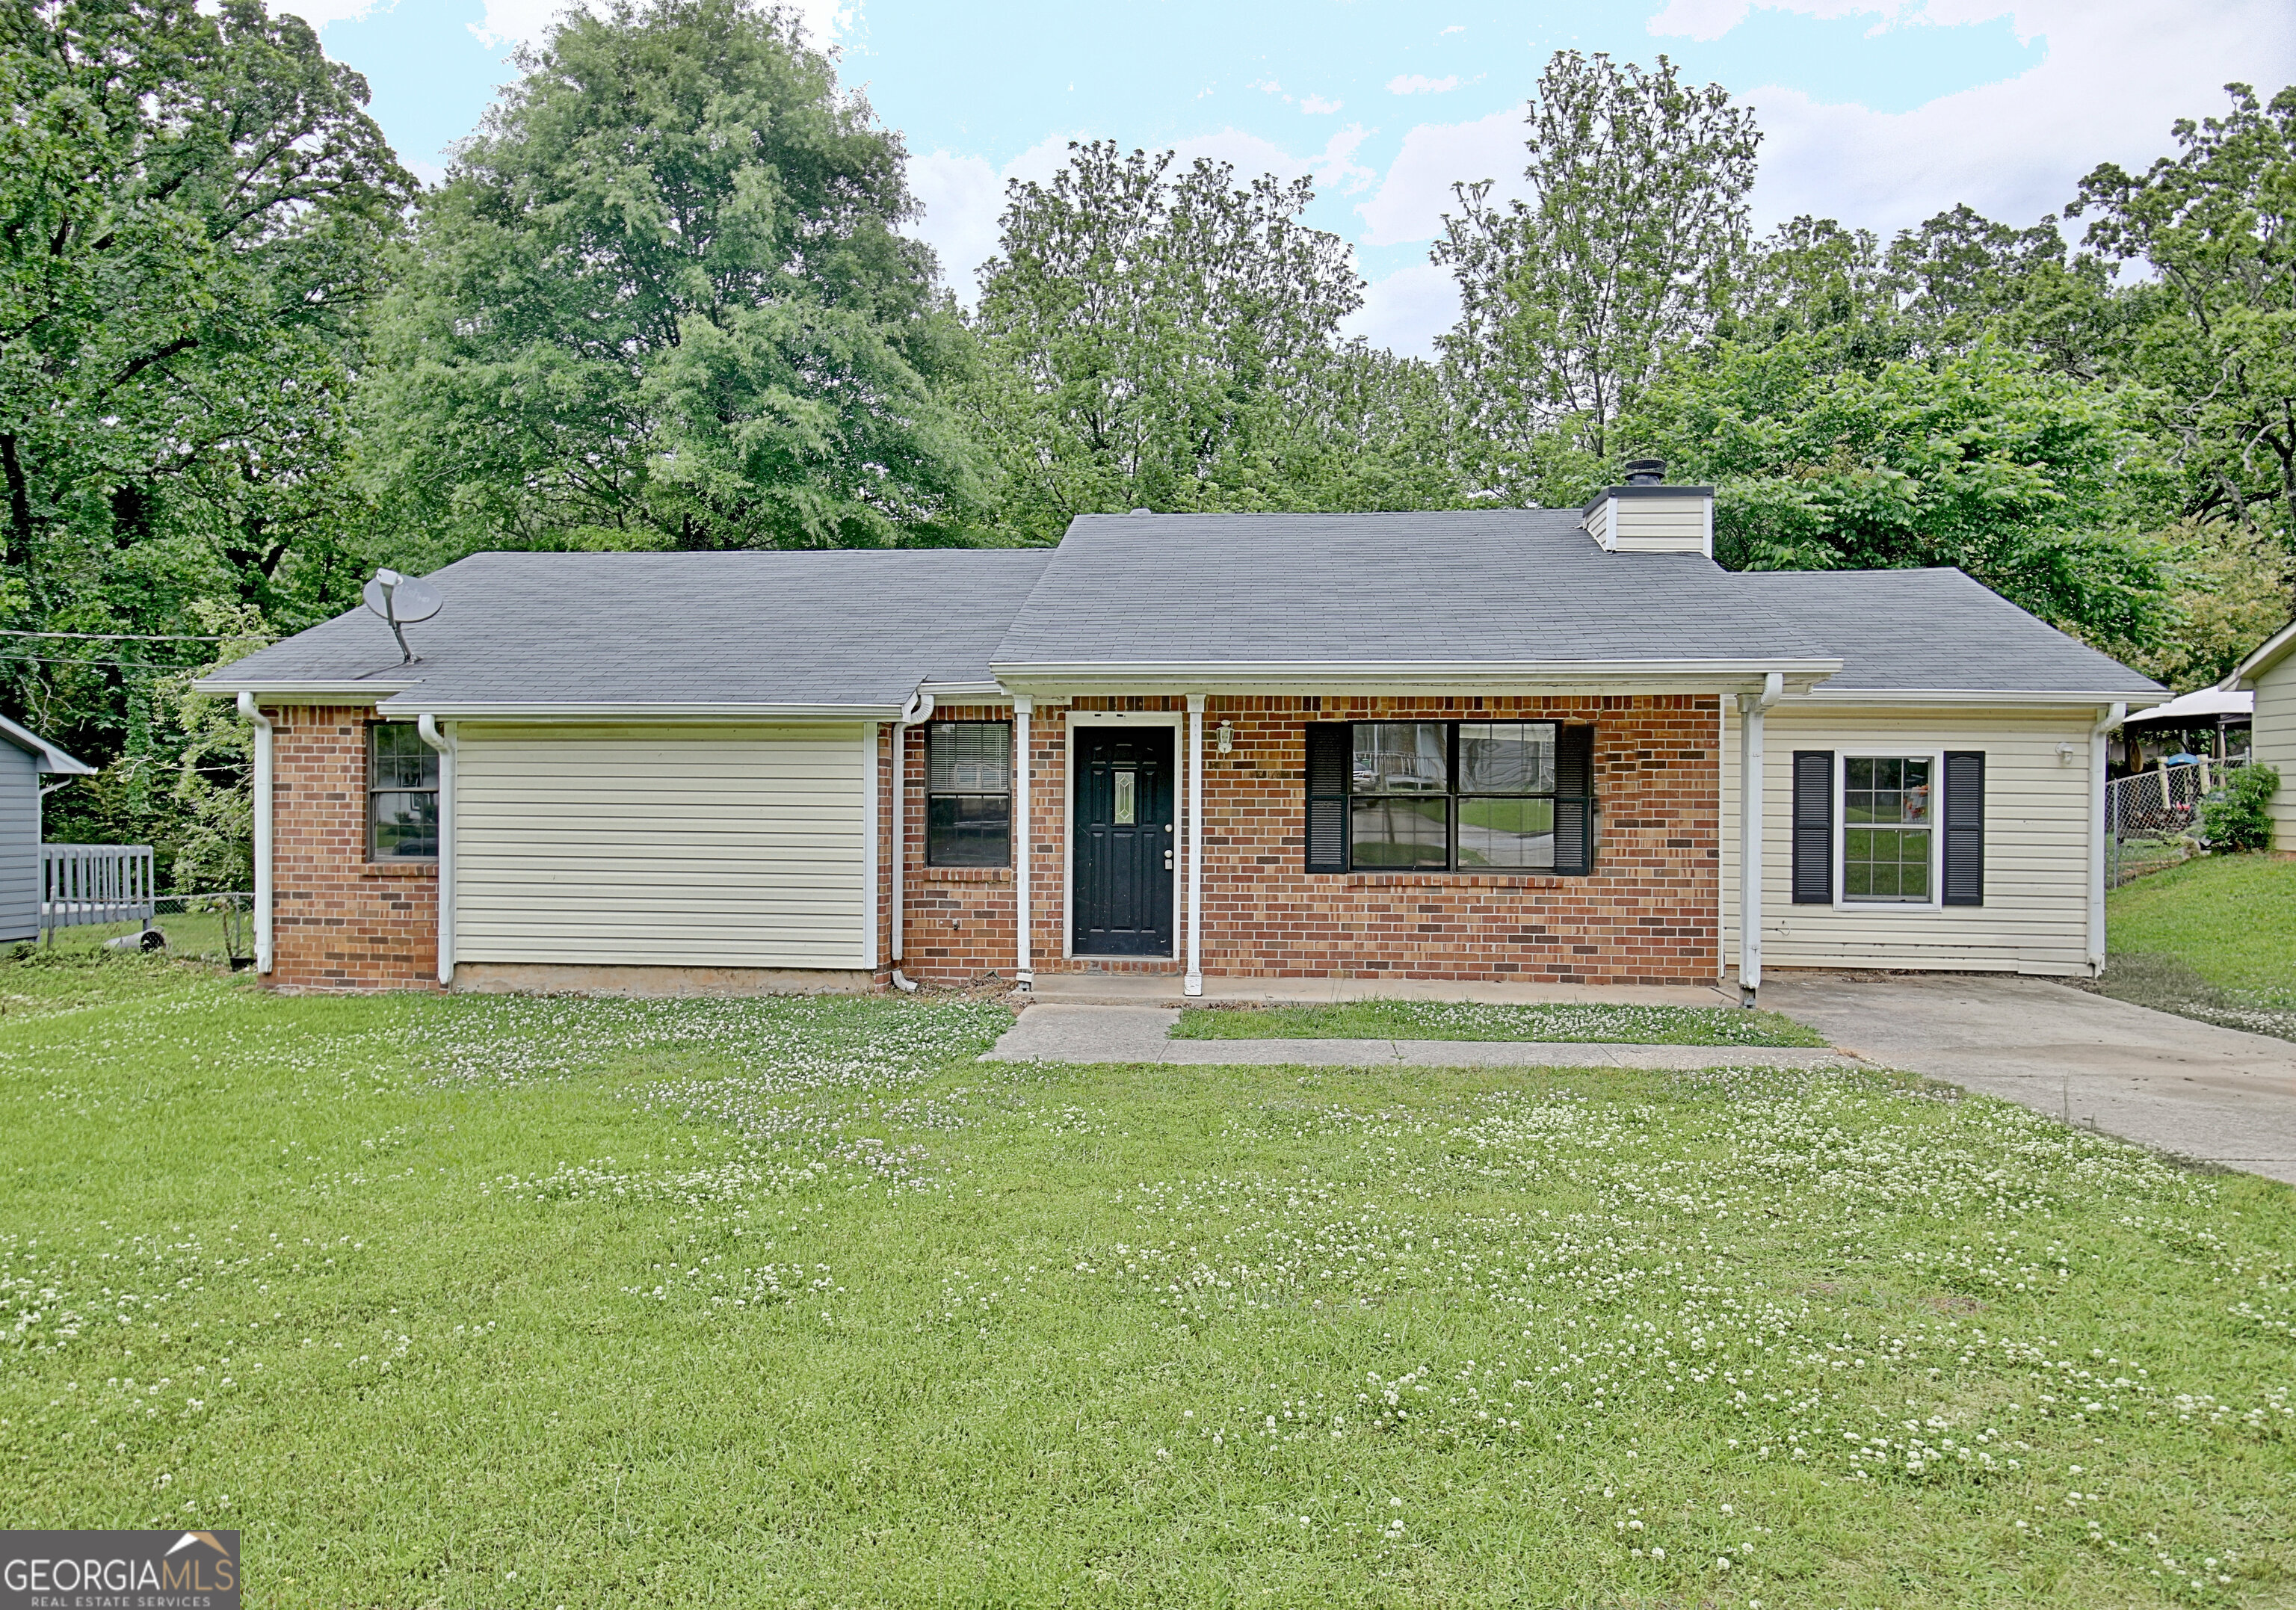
[1758,972,2296,1185]
[983,1004,1850,1070]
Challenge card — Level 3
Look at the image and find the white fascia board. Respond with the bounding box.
[2224,617,2296,689]
[372,700,903,721]
[993,658,1843,697]
[1794,687,2172,710]
[916,680,1013,703]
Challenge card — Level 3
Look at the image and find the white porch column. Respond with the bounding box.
[237,692,274,975]
[1185,694,1205,996]
[1013,696,1034,990]
[2088,701,2126,975]
[1737,673,1782,1008]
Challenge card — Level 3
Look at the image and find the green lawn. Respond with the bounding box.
[1171,1001,1825,1046]
[2102,854,2296,1037]
[5,956,2295,1606]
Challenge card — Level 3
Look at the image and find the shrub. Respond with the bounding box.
[2200,763,2280,852]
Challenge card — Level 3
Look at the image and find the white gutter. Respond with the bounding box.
[371,701,904,721]
[1737,671,1783,1008]
[194,680,419,701]
[1793,687,2169,708]
[994,659,1842,694]
[1013,695,1033,991]
[1185,694,1205,997]
[2088,700,2127,976]
[237,692,275,975]
[416,715,457,987]
[889,687,933,993]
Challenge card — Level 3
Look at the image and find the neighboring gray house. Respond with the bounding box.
[0,714,96,943]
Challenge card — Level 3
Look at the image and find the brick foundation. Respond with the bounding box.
[268,705,441,991]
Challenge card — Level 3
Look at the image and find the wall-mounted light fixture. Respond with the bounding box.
[1215,721,1235,754]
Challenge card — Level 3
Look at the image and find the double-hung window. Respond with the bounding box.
[927,721,1012,867]
[1840,755,1934,902]
[1308,720,1594,873]
[368,723,439,861]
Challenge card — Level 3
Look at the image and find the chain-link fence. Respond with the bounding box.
[30,890,256,967]
[2105,759,2243,887]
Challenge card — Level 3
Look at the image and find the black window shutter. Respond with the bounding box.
[1791,751,1834,904]
[1304,723,1350,872]
[1942,750,1985,906]
[1552,725,1596,875]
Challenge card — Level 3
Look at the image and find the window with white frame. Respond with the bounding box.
[1840,754,1934,902]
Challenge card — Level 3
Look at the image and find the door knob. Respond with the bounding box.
[1164,848,1173,870]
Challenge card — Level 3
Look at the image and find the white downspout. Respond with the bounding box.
[889,688,933,993]
[2089,701,2127,976]
[1185,694,1206,997]
[1737,671,1783,1008]
[416,715,457,987]
[237,692,274,975]
[1013,695,1034,991]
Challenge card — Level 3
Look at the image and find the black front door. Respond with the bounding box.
[1073,727,1175,956]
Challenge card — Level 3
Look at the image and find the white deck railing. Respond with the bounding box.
[40,845,156,937]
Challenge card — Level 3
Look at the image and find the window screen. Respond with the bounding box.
[927,721,1012,867]
[368,723,439,860]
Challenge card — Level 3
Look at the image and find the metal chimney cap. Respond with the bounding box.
[1622,459,1667,486]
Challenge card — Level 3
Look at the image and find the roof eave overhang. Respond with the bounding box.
[191,678,420,702]
[1793,687,2170,709]
[991,659,1842,698]
[371,698,904,721]
[2224,618,2296,690]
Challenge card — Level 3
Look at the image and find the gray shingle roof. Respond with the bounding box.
[197,549,1055,713]
[198,517,2165,709]
[1727,569,2166,699]
[992,511,1835,669]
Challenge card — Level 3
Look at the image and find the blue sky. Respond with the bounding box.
[310,0,2296,354]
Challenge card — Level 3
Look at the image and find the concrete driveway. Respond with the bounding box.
[1759,972,2296,1186]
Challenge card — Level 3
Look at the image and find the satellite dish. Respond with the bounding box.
[362,569,441,663]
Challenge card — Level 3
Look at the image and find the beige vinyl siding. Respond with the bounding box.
[2253,656,2296,849]
[1583,499,1611,547]
[454,723,871,969]
[1607,494,1710,552]
[1721,704,2096,975]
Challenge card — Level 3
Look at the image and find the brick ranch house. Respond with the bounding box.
[197,475,2166,1002]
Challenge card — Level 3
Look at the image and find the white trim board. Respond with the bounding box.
[1061,711,1185,963]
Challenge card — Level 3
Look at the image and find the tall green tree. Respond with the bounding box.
[368,0,975,554]
[1622,336,2173,646]
[2069,82,2296,543]
[966,142,1437,540]
[1433,51,1760,503]
[0,0,410,821]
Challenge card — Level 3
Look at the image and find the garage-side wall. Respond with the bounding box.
[268,703,440,991]
[2253,656,2296,850]
[455,722,872,970]
[1721,703,2097,976]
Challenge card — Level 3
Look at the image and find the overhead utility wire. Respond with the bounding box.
[0,628,231,641]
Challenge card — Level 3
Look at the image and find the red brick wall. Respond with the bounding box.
[267,705,440,991]
[893,694,1722,988]
[889,704,1019,985]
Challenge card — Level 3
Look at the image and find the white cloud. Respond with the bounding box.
[1342,262,1459,360]
[1685,0,2296,238]
[1387,73,1461,94]
[1353,106,1526,247]
[1300,93,1345,114]
[467,0,849,50]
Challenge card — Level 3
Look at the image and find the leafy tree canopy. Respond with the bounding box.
[1434,51,1759,503]
[367,0,977,555]
[1622,336,2175,644]
[966,142,1457,540]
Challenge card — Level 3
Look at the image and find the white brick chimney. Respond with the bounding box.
[1582,460,1714,556]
